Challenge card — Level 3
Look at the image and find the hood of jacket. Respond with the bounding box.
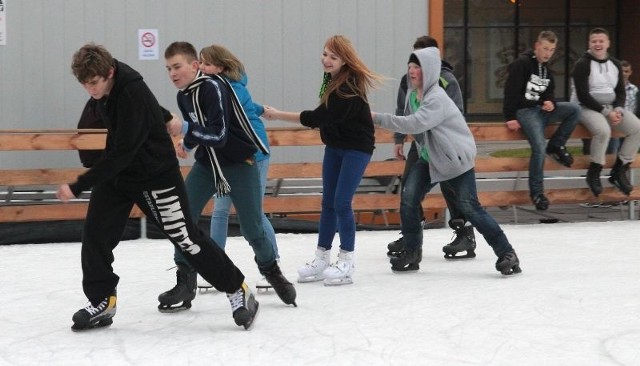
[412,47,442,96]
[108,60,143,97]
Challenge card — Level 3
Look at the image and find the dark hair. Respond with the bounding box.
[71,43,115,83]
[621,60,631,68]
[589,27,610,38]
[413,36,438,50]
[164,41,198,62]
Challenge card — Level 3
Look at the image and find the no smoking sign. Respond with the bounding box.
[138,29,159,60]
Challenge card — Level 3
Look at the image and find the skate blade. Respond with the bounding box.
[71,317,113,332]
[443,252,476,260]
[157,301,192,313]
[386,251,402,259]
[198,286,217,294]
[391,263,420,273]
[297,275,325,283]
[323,277,353,286]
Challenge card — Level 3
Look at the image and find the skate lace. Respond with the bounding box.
[227,289,245,312]
[83,298,107,316]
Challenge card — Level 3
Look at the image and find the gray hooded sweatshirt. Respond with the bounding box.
[373,47,476,183]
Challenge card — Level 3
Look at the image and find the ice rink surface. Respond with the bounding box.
[1,221,640,366]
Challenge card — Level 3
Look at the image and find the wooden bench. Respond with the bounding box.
[1,124,639,226]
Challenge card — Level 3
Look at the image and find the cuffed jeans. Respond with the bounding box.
[400,160,514,257]
[317,146,371,252]
[516,102,580,197]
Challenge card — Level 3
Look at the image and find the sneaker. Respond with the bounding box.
[531,193,549,211]
[546,144,573,167]
[227,282,259,330]
[495,250,522,275]
[323,250,355,286]
[297,247,331,283]
[71,292,117,331]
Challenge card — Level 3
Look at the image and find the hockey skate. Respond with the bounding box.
[262,261,297,306]
[71,292,117,332]
[495,250,522,276]
[442,219,476,260]
[157,264,197,313]
[609,158,633,195]
[297,247,330,283]
[227,282,259,330]
[323,250,355,286]
[390,247,422,272]
[386,236,404,258]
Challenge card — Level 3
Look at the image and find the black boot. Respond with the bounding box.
[609,158,633,195]
[157,264,197,312]
[262,261,297,307]
[442,219,476,259]
[390,247,422,272]
[586,162,603,197]
[495,250,522,275]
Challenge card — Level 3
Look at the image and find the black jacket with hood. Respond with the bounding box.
[69,60,178,196]
[503,49,557,121]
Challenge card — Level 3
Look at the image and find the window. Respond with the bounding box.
[444,0,619,120]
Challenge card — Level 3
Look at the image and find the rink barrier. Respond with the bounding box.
[1,124,639,224]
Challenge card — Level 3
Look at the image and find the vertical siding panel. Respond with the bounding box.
[0,0,428,168]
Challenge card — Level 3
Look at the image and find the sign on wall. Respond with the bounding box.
[0,0,6,45]
[138,29,158,60]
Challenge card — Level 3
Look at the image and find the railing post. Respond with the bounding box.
[139,217,147,239]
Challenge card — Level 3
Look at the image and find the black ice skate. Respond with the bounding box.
[71,292,117,332]
[262,261,297,307]
[386,236,405,258]
[157,264,197,313]
[442,219,476,260]
[495,250,522,276]
[390,247,422,272]
[608,158,633,195]
[227,282,259,330]
[586,162,603,197]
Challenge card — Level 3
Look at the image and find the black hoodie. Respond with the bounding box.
[503,49,556,121]
[69,60,178,196]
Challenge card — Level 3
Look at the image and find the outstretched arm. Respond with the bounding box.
[263,105,301,124]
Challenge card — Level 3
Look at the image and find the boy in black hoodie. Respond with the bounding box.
[57,43,258,331]
[503,30,580,211]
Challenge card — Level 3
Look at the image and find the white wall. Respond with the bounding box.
[0,0,428,168]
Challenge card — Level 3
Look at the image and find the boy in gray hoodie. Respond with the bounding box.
[372,47,521,276]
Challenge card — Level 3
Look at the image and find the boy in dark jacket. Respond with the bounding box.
[161,42,296,307]
[57,43,258,331]
[503,30,580,210]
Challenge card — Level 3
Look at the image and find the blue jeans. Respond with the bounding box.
[516,102,580,197]
[317,146,371,252]
[209,158,278,259]
[175,160,276,272]
[400,160,513,257]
